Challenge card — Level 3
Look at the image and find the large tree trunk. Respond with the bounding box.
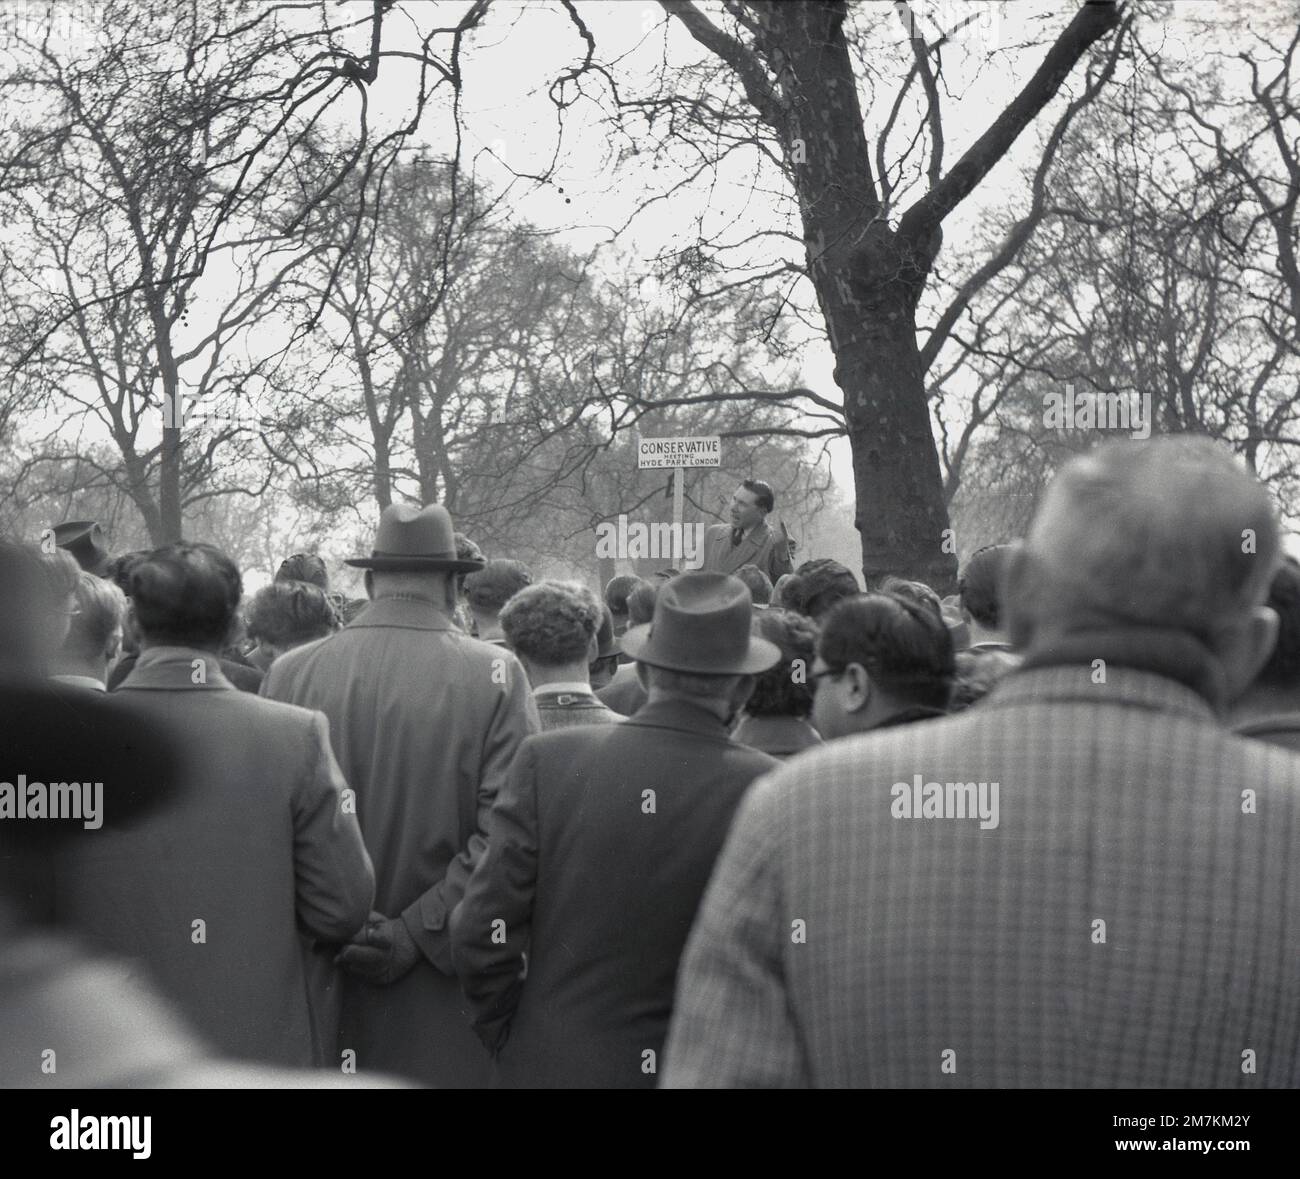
[667,0,1122,595]
[773,4,955,591]
[833,246,955,590]
[158,424,182,544]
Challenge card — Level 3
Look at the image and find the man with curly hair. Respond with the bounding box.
[500,581,622,731]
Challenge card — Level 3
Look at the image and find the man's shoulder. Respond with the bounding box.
[1234,711,1300,739]
[192,677,325,734]
[1223,719,1300,778]
[263,633,332,685]
[450,630,524,665]
[522,720,624,757]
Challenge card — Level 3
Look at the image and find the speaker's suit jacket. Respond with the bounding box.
[450,697,779,1088]
[663,657,1300,1088]
[700,521,792,584]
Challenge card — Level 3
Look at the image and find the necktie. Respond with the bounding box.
[731,527,744,547]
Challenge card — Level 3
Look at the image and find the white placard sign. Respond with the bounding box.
[637,435,722,469]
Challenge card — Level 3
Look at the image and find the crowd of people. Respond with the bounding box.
[2,434,1300,1088]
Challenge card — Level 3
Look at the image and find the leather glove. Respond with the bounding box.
[335,910,420,985]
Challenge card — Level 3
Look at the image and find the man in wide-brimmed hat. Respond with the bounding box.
[450,570,780,1088]
[263,503,540,1087]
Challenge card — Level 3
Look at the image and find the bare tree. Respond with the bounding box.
[0,0,486,541]
[561,0,1130,589]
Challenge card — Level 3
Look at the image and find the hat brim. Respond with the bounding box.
[345,556,487,573]
[620,624,781,675]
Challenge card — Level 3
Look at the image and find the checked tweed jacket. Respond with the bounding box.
[662,664,1300,1088]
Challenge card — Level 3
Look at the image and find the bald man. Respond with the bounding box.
[664,437,1300,1089]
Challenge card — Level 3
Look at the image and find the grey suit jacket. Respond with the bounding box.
[663,664,1300,1088]
[700,521,793,583]
[51,647,374,1068]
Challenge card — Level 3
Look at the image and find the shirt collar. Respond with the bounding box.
[348,597,454,632]
[532,681,594,698]
[985,664,1218,724]
[50,673,106,692]
[627,696,735,740]
[1016,624,1228,715]
[121,646,234,690]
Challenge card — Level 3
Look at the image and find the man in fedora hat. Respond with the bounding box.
[450,570,780,1087]
[263,503,540,1086]
[51,520,111,577]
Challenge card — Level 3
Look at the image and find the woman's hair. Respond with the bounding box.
[276,552,329,591]
[783,559,859,621]
[745,608,819,718]
[246,580,339,650]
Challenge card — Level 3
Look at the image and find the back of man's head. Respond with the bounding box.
[129,542,242,651]
[62,572,126,666]
[464,559,532,615]
[1008,438,1279,644]
[501,580,602,669]
[957,544,1012,630]
[641,663,748,710]
[818,591,955,711]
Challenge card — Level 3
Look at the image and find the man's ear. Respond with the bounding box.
[363,570,374,600]
[1001,541,1036,650]
[586,634,600,666]
[844,663,872,714]
[1218,604,1280,704]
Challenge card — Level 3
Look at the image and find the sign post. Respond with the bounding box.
[637,435,722,563]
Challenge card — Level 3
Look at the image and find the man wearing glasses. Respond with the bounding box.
[809,591,955,740]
